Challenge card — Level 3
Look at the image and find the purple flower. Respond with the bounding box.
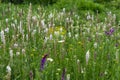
[61,68,66,80]
[105,28,114,36]
[40,54,48,71]
[110,28,114,33]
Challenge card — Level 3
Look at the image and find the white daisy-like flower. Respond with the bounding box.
[47,58,53,62]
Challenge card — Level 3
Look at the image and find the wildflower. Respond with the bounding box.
[94,42,97,48]
[6,18,8,23]
[86,50,90,65]
[14,43,18,48]
[16,52,20,56]
[1,30,6,44]
[6,65,11,73]
[47,58,53,62]
[105,28,114,35]
[44,28,48,33]
[63,8,65,13]
[22,49,25,54]
[75,34,79,39]
[48,13,53,19]
[54,31,60,38]
[40,54,48,71]
[41,19,45,28]
[49,34,53,40]
[77,59,80,64]
[87,12,91,20]
[66,74,70,80]
[44,37,48,43]
[4,27,9,33]
[5,65,11,80]
[9,49,13,59]
[32,16,37,22]
[58,40,65,43]
[61,68,66,80]
[60,27,63,32]
[26,34,28,41]
[68,32,71,38]
[27,3,32,32]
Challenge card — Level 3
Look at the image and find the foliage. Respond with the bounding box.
[0,3,120,80]
[52,0,105,14]
[1,0,58,5]
[94,0,114,3]
[77,0,105,13]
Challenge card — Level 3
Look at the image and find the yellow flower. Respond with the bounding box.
[47,26,66,39]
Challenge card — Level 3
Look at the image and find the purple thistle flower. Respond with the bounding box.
[40,54,48,71]
[61,68,66,80]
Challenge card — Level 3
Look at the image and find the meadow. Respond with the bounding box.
[0,2,120,80]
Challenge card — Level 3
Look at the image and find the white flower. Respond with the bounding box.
[1,30,5,44]
[66,18,69,22]
[19,21,23,34]
[86,50,90,65]
[22,49,25,54]
[67,74,70,80]
[14,43,18,48]
[49,13,53,19]
[77,59,80,64]
[26,34,28,41]
[49,34,53,40]
[41,19,45,28]
[16,52,20,56]
[75,34,79,39]
[4,28,9,33]
[44,37,49,43]
[6,18,8,23]
[60,27,63,32]
[54,31,60,37]
[6,65,11,73]
[68,32,71,38]
[32,16,37,21]
[9,49,13,58]
[47,58,53,62]
[94,42,97,48]
[87,12,91,20]
[63,8,65,13]
[58,40,65,43]
[44,28,48,33]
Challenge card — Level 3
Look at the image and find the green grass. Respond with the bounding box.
[0,3,120,80]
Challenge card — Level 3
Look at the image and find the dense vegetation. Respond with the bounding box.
[0,0,120,80]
